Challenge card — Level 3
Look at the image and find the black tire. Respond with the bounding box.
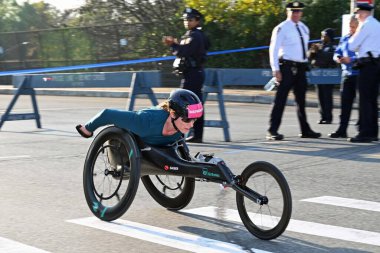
[236,161,292,240]
[83,126,140,221]
[141,145,195,210]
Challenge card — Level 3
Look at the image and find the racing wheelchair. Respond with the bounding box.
[82,126,292,240]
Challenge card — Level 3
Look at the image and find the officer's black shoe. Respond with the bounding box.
[348,135,377,143]
[299,130,321,138]
[328,131,347,138]
[317,119,332,124]
[186,136,203,143]
[266,132,284,140]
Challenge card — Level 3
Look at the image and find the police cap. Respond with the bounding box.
[182,7,202,20]
[355,3,374,12]
[286,1,305,11]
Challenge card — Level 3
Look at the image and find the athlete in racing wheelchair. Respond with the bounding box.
[76,89,292,240]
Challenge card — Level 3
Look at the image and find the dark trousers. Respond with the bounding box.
[269,64,311,134]
[357,62,380,138]
[316,84,334,122]
[336,75,357,133]
[182,68,205,139]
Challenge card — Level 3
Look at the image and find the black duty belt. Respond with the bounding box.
[358,57,380,64]
[280,59,308,68]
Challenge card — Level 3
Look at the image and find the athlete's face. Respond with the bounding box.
[174,117,196,134]
[170,111,197,134]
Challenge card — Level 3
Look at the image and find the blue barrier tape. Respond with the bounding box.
[0,56,175,76]
[0,38,329,77]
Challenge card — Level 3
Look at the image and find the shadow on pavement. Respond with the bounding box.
[176,211,373,253]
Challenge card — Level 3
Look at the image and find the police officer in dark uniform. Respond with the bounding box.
[309,28,337,124]
[267,1,321,140]
[163,7,210,143]
[348,3,380,142]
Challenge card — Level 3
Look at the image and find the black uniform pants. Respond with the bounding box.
[336,75,357,133]
[269,63,311,134]
[182,68,205,139]
[316,84,334,122]
[357,62,379,138]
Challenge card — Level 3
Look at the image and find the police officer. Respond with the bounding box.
[329,15,359,138]
[267,1,321,140]
[348,3,380,143]
[309,28,337,124]
[163,7,210,143]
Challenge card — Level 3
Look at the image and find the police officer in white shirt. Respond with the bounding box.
[267,1,321,140]
[348,3,380,143]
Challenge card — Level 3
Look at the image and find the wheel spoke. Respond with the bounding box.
[236,162,291,240]
[84,128,140,221]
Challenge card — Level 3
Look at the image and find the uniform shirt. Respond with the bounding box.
[333,34,358,76]
[348,16,380,58]
[269,19,310,71]
[309,42,336,68]
[171,27,209,68]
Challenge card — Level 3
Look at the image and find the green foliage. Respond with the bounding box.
[302,0,349,39]
[0,0,22,32]
[184,0,284,67]
[0,0,372,70]
[183,0,353,68]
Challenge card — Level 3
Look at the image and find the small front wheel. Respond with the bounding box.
[236,161,292,240]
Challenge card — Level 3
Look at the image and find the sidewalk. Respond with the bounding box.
[0,84,345,108]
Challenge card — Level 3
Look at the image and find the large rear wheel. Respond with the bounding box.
[83,127,140,221]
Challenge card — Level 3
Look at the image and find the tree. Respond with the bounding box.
[0,0,360,71]
[75,1,185,57]
[302,0,349,39]
[184,0,284,67]
[0,0,22,32]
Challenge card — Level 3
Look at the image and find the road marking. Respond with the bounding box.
[301,196,380,212]
[182,206,380,247]
[0,155,31,160]
[67,217,272,253]
[361,153,380,159]
[0,237,50,253]
[223,145,321,154]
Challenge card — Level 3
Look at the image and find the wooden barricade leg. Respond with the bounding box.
[0,76,41,130]
[126,72,159,111]
[203,69,231,142]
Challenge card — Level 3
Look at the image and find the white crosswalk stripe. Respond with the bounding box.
[66,217,272,253]
[66,196,380,253]
[181,206,380,247]
[0,237,50,253]
[301,196,380,212]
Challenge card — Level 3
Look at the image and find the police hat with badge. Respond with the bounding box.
[182,7,203,20]
[355,3,374,12]
[286,1,305,11]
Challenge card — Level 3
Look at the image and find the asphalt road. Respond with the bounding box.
[0,94,379,253]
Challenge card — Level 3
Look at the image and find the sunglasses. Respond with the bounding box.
[181,117,197,123]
